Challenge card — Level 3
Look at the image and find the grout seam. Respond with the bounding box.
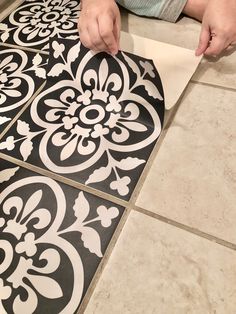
[190,79,236,92]
[133,205,236,251]
[0,153,128,208]
[128,79,188,206]
[0,0,24,22]
[0,43,49,55]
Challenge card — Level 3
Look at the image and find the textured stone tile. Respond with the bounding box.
[121,11,236,89]
[85,211,236,314]
[136,82,236,244]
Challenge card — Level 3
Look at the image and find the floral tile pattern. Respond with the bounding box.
[0,0,80,50]
[0,158,124,313]
[0,39,165,199]
[0,46,47,133]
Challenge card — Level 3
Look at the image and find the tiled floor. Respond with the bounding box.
[1,1,236,314]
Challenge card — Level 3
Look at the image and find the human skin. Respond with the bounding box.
[78,0,236,57]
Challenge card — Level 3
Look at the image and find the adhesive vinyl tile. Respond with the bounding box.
[0,158,124,313]
[0,46,47,134]
[0,0,81,51]
[0,38,165,200]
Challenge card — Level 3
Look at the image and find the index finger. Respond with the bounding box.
[98,15,118,55]
[204,35,228,56]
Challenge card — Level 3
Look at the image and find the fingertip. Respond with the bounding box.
[195,48,203,56]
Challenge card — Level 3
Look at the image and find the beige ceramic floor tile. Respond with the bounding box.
[192,55,236,90]
[85,211,236,314]
[136,82,236,244]
[121,11,236,90]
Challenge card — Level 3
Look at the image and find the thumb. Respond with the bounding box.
[195,24,211,56]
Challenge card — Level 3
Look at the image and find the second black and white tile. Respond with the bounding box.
[0,46,47,133]
[0,158,124,314]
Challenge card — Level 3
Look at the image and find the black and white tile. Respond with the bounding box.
[0,46,47,133]
[0,0,80,50]
[0,159,124,313]
[0,39,165,199]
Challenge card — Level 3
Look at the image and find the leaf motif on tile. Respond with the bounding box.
[20,138,33,161]
[0,23,10,42]
[73,191,90,222]
[86,165,112,185]
[80,226,103,257]
[143,80,164,101]
[122,52,141,78]
[0,167,19,183]
[115,157,146,171]
[48,63,67,77]
[16,120,31,136]
[30,53,47,79]
[0,116,11,126]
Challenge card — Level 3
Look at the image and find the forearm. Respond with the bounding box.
[183,0,208,21]
[116,0,188,22]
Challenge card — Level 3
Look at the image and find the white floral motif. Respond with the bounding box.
[0,51,33,109]
[30,41,163,196]
[0,49,46,128]
[0,175,120,313]
[2,0,80,48]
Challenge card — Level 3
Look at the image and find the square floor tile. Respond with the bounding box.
[136,82,236,244]
[0,0,80,51]
[0,158,124,313]
[85,211,236,314]
[0,38,165,200]
[0,46,47,133]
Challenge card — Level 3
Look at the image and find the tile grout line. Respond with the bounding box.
[0,0,24,22]
[128,82,187,207]
[77,207,131,314]
[0,153,128,208]
[0,82,46,141]
[133,205,236,251]
[0,43,49,55]
[190,78,236,92]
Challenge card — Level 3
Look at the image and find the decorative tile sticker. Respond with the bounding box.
[0,159,124,313]
[0,0,80,50]
[0,39,165,200]
[0,46,47,133]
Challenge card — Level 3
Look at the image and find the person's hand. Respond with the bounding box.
[196,0,236,56]
[78,0,121,55]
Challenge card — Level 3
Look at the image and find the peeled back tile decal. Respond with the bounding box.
[0,159,124,313]
[0,39,165,199]
[0,47,47,133]
[0,0,80,50]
